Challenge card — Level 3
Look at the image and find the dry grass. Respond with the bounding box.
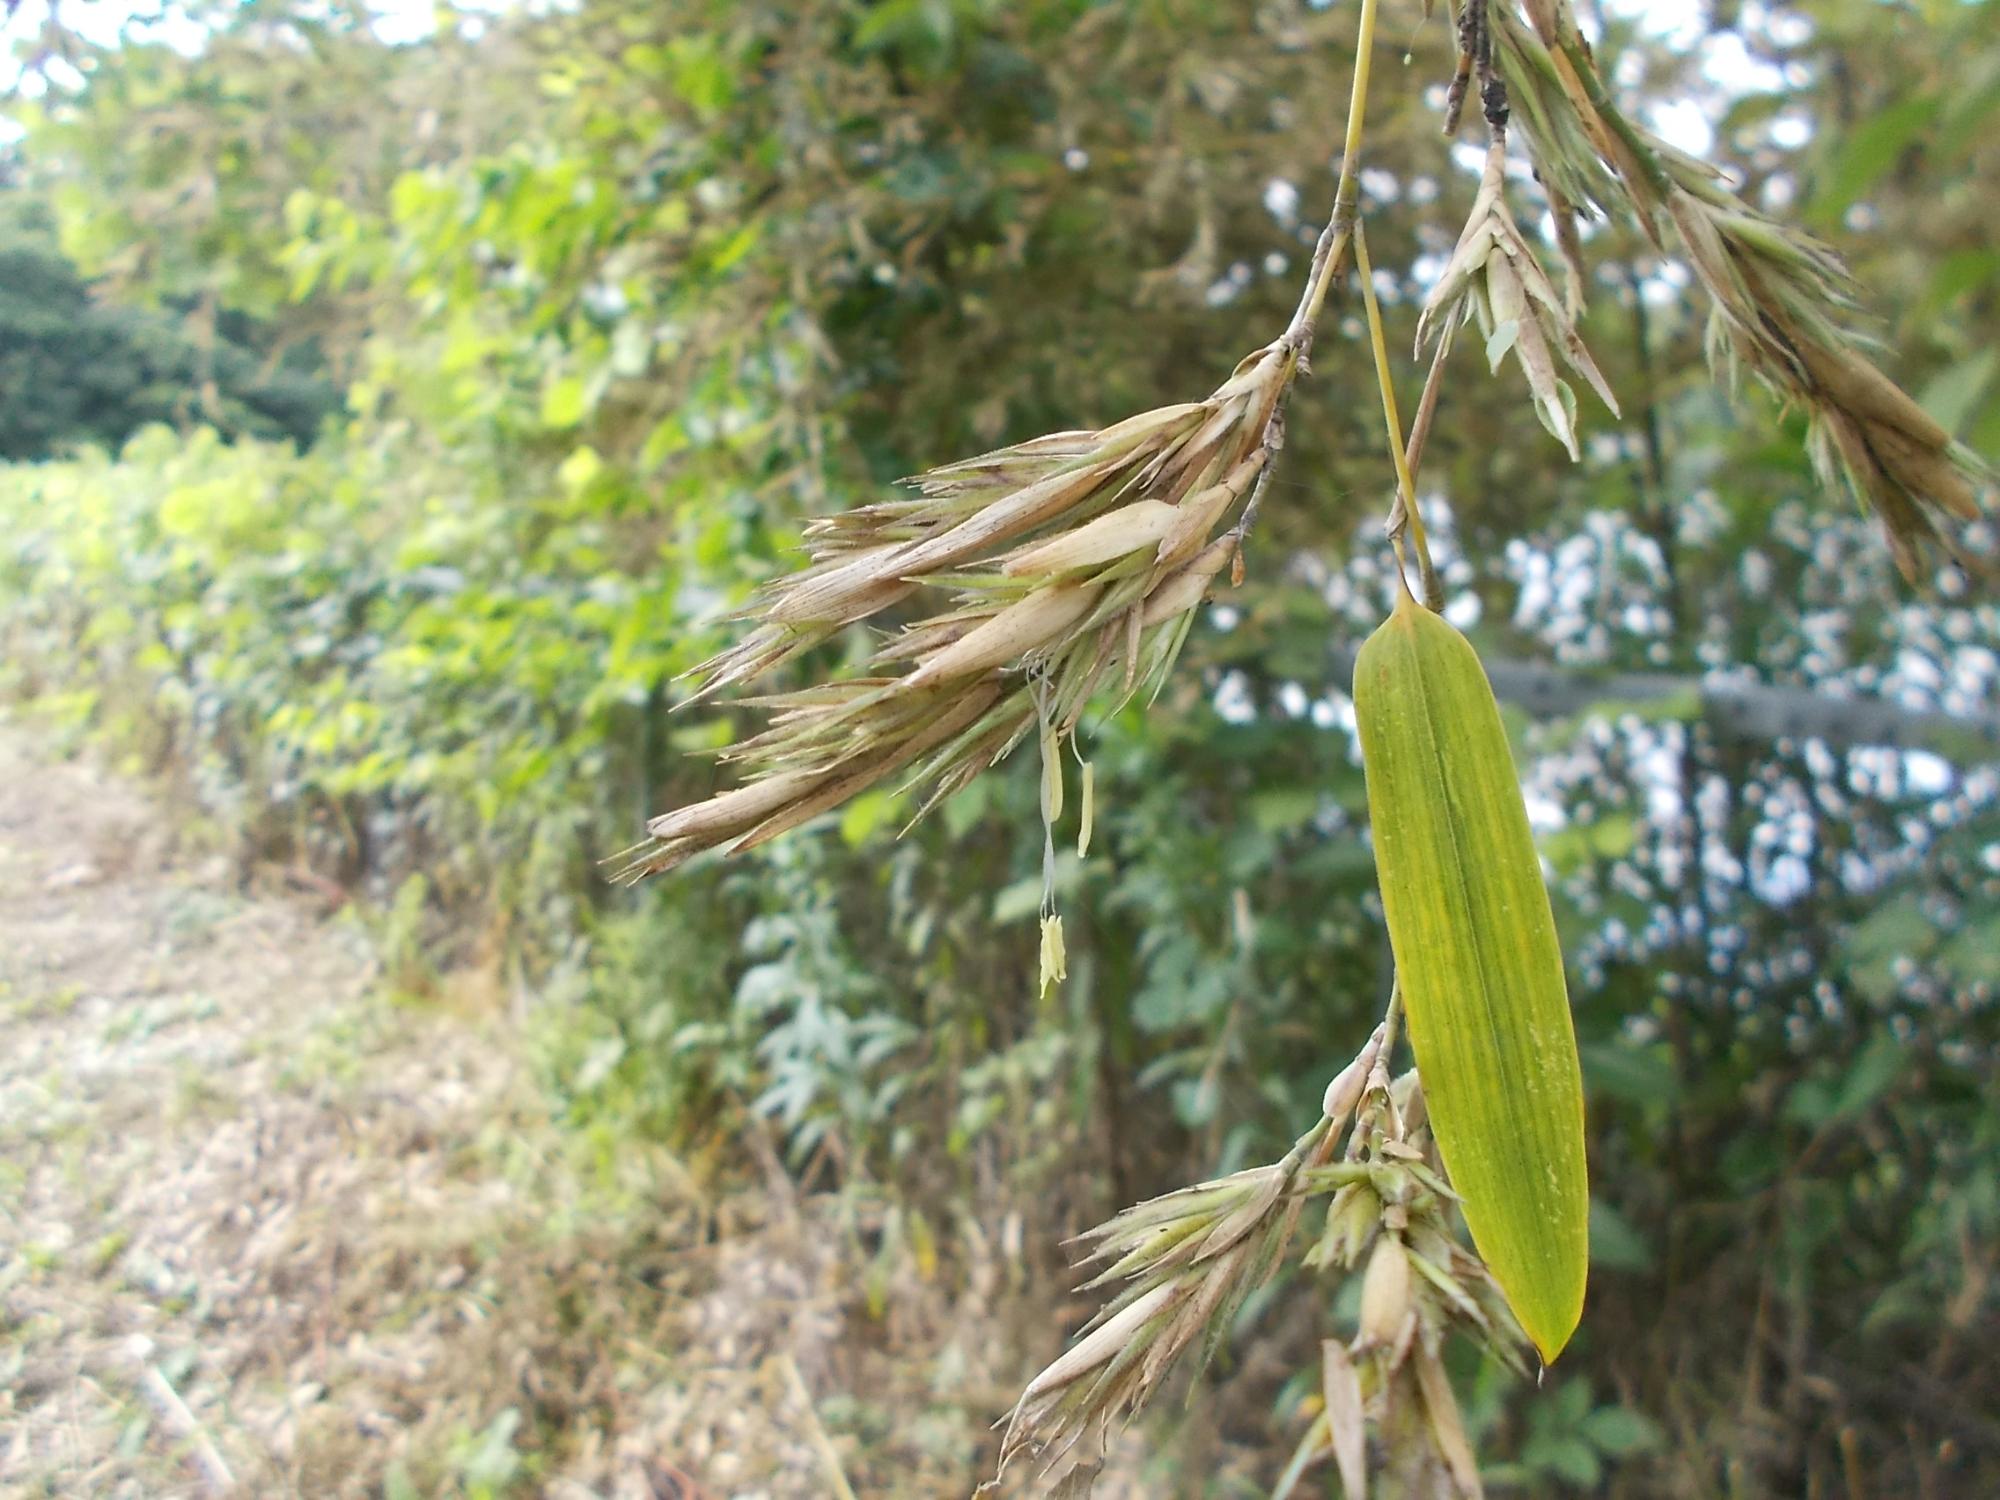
[0,721,1281,1499]
[992,1021,1527,1498]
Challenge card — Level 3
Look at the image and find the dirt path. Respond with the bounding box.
[0,724,914,1498]
[0,722,1202,1499]
[0,721,548,1496]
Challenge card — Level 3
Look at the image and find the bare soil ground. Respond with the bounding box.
[0,723,1088,1499]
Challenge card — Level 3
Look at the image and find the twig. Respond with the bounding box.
[1444,0,1510,136]
[779,1353,858,1500]
[1227,416,1285,552]
[139,1364,235,1495]
[1443,2,1476,135]
[1397,336,1453,516]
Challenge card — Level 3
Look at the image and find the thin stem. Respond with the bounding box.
[1285,1112,1336,1177]
[781,1354,859,1500]
[1227,413,1284,547]
[1385,337,1450,584]
[1353,222,1443,610]
[1379,976,1405,1066]
[1443,3,1475,135]
[1334,0,1385,217]
[1402,336,1452,496]
[1446,0,1507,136]
[1285,218,1349,352]
[1310,979,1405,1170]
[1238,0,1382,562]
[1282,0,1386,348]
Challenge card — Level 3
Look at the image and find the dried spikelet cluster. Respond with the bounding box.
[1284,1063,1526,1499]
[988,1029,1384,1491]
[1658,147,1989,580]
[1489,0,1991,579]
[614,340,1296,882]
[1417,138,1620,460]
[991,1159,1304,1490]
[991,1023,1529,1497]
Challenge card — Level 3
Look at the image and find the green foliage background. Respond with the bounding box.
[0,194,335,456]
[2,0,1996,1494]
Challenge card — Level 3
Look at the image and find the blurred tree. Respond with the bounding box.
[0,190,334,456]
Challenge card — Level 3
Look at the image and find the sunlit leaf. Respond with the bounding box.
[1354,593,1589,1362]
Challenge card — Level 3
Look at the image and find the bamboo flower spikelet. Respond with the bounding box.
[1416,137,1619,461]
[992,1024,1530,1498]
[1490,0,1992,579]
[616,338,1294,882]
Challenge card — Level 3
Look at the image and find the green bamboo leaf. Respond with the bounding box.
[1808,94,1939,225]
[1353,590,1589,1361]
